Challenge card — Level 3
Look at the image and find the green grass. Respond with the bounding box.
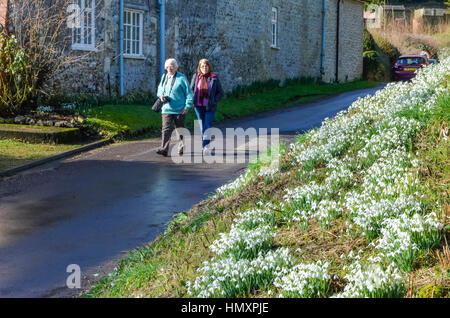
[409,93,450,294]
[0,124,77,131]
[415,93,449,222]
[0,139,82,171]
[80,80,381,139]
[79,105,162,138]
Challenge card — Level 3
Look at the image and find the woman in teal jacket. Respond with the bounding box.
[156,58,193,157]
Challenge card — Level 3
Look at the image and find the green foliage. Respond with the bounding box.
[180,212,215,234]
[418,284,447,298]
[227,79,281,99]
[0,138,81,171]
[363,29,376,52]
[372,32,401,66]
[0,33,34,117]
[42,89,158,109]
[364,0,384,10]
[79,104,161,138]
[363,51,379,67]
[417,42,439,60]
[226,77,317,99]
[363,49,386,82]
[439,47,450,60]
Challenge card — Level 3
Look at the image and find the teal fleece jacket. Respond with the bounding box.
[157,72,194,114]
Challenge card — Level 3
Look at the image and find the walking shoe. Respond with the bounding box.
[156,149,168,157]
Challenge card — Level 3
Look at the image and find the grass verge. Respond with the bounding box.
[85,62,449,298]
[0,139,82,171]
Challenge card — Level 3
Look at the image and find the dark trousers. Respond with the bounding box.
[160,113,185,154]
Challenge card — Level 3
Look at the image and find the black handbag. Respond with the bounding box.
[152,72,177,113]
[152,98,163,112]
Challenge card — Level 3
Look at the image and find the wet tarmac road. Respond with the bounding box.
[0,86,383,297]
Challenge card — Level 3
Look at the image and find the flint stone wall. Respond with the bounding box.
[50,0,364,97]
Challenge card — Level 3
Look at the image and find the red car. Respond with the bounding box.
[393,55,429,81]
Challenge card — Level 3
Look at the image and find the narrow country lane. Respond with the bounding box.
[0,86,383,297]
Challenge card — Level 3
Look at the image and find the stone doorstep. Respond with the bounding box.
[0,124,81,144]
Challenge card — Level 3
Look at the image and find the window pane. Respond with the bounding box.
[73,28,81,44]
[88,27,92,44]
[272,24,276,45]
[72,0,96,48]
[123,10,143,55]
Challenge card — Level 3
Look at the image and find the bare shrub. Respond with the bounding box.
[372,18,450,59]
[0,0,95,116]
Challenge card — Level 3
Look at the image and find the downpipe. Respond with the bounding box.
[320,0,326,77]
[335,0,341,83]
[159,0,165,78]
[119,0,124,96]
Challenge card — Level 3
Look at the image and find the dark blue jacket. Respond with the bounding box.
[190,73,224,112]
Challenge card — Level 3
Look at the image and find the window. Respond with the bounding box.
[397,58,425,65]
[271,7,278,48]
[123,9,144,58]
[72,0,96,51]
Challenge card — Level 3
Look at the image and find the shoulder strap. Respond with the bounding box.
[165,72,177,97]
[170,72,177,88]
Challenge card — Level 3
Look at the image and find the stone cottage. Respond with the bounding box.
[5,0,366,96]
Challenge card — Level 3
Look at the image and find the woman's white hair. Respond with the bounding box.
[165,58,179,69]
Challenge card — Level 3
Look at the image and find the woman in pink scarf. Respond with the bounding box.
[190,59,224,155]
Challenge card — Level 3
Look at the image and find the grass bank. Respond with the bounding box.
[79,80,381,139]
[0,139,82,171]
[85,59,449,298]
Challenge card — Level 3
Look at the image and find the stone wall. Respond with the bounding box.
[164,0,329,92]
[52,0,159,98]
[28,0,365,97]
[164,0,363,91]
[214,0,310,91]
[41,0,109,97]
[339,0,364,83]
[165,0,218,81]
[323,0,364,83]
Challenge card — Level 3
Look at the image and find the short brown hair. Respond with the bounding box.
[197,58,213,74]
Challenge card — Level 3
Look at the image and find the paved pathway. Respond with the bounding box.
[0,86,383,297]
